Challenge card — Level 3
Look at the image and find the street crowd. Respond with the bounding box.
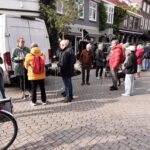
[0,37,150,105]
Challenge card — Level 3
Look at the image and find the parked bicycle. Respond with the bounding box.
[0,98,18,150]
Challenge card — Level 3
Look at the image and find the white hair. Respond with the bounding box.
[98,43,104,50]
[60,39,70,48]
[86,43,92,50]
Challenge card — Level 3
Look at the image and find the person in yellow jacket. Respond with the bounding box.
[24,42,47,106]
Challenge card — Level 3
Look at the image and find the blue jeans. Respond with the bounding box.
[142,59,150,70]
[62,77,73,101]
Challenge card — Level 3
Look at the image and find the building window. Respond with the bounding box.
[124,17,128,27]
[147,4,150,14]
[76,0,84,19]
[144,19,148,30]
[141,18,144,29]
[56,0,64,14]
[134,18,139,29]
[105,4,114,24]
[89,1,97,21]
[143,2,147,12]
[128,16,134,29]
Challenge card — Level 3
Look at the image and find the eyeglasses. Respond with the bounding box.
[20,41,25,43]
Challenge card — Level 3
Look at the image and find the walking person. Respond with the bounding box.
[58,39,76,102]
[122,46,137,96]
[95,43,104,79]
[142,42,150,71]
[80,43,93,85]
[24,43,47,106]
[135,44,144,78]
[12,37,31,98]
[0,57,6,99]
[109,40,125,91]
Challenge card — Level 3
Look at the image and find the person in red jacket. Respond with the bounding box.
[135,44,144,78]
[109,40,124,91]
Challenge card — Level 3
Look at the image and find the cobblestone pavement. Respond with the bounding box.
[5,70,150,150]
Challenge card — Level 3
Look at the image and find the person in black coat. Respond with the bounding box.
[58,40,76,102]
[122,46,137,96]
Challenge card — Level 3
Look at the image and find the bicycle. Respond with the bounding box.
[0,98,18,150]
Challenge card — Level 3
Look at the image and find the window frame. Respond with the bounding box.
[143,2,147,12]
[56,0,64,14]
[76,0,84,19]
[105,4,114,24]
[89,1,97,22]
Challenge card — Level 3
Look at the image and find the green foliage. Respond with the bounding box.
[113,6,127,34]
[98,3,107,31]
[40,0,79,53]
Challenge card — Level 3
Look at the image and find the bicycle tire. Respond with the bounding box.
[0,110,18,150]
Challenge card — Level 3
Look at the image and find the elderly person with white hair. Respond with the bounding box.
[79,43,93,85]
[109,40,125,91]
[122,45,137,96]
[58,39,76,102]
[95,43,104,79]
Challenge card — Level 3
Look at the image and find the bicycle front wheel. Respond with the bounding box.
[0,110,18,150]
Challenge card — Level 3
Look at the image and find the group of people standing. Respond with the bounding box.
[1,36,150,105]
[79,39,150,97]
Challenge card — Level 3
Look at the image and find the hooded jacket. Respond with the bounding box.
[109,44,124,70]
[24,47,46,80]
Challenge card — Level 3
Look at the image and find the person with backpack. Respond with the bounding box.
[24,42,46,106]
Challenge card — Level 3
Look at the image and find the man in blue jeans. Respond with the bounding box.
[58,40,76,102]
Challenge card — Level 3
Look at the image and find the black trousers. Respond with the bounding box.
[82,65,90,83]
[18,69,31,92]
[30,79,46,103]
[96,66,103,77]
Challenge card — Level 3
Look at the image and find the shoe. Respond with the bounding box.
[61,91,66,97]
[109,85,114,89]
[81,82,85,85]
[30,102,37,106]
[86,82,90,85]
[96,77,100,80]
[122,93,131,96]
[110,86,118,91]
[42,102,47,105]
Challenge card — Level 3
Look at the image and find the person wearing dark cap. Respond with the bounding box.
[122,45,137,96]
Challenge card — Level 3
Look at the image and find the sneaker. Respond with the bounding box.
[30,102,37,106]
[42,102,47,105]
[96,77,100,80]
[122,93,130,96]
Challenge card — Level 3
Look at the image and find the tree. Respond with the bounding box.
[98,3,107,31]
[40,0,79,53]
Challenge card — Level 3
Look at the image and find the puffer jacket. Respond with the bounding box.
[136,48,144,65]
[24,47,46,80]
[109,44,124,70]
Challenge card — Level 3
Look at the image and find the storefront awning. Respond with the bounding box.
[70,24,101,37]
[119,29,143,35]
